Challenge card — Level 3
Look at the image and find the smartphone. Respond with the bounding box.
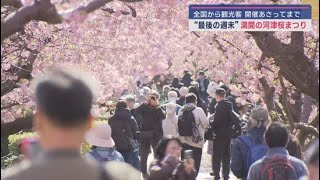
[183,150,193,159]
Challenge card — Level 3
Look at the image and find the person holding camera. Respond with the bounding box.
[149,136,195,180]
[136,91,166,178]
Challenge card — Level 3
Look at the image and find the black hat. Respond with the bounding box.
[215,88,226,96]
[198,71,205,75]
[220,85,229,91]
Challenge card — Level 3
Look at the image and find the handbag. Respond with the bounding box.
[204,127,216,141]
[204,114,216,141]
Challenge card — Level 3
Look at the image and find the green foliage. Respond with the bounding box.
[1,153,22,169]
[1,131,34,169]
[80,142,92,155]
[8,131,37,156]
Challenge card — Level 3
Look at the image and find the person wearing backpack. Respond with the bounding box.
[231,107,270,180]
[210,88,238,180]
[178,93,209,177]
[247,122,308,180]
[85,123,125,163]
[108,101,140,170]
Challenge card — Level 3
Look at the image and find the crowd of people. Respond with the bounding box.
[2,67,319,180]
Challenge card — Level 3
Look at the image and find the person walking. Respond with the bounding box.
[230,107,269,180]
[247,122,309,180]
[197,71,210,107]
[108,101,140,170]
[178,93,209,177]
[171,78,183,89]
[136,91,166,178]
[210,88,233,180]
[181,70,193,87]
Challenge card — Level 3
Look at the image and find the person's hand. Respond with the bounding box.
[184,158,195,175]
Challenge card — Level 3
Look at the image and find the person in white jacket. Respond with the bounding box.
[178,93,209,177]
[162,102,179,137]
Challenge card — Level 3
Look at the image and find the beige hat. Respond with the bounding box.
[85,123,115,148]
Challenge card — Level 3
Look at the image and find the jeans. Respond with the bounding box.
[128,150,141,171]
[181,143,203,178]
[212,137,231,180]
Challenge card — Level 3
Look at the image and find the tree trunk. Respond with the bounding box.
[1,115,33,137]
[301,94,314,123]
[248,32,319,102]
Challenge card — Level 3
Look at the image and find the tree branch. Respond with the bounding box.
[247,31,319,102]
[279,74,295,130]
[1,0,22,8]
[295,123,319,138]
[1,102,20,110]
[1,115,33,137]
[1,0,145,42]
[1,49,38,97]
[290,32,304,54]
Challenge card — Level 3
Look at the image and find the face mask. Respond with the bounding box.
[168,97,177,103]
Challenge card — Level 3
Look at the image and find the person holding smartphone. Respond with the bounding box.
[136,91,166,178]
[149,136,195,180]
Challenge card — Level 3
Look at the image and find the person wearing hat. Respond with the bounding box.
[84,123,124,163]
[230,107,270,180]
[136,86,151,105]
[177,86,189,106]
[197,71,210,107]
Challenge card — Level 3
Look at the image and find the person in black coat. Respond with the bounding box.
[108,101,139,164]
[197,71,210,107]
[220,85,239,114]
[210,88,233,180]
[181,70,193,87]
[135,91,166,178]
[171,78,183,89]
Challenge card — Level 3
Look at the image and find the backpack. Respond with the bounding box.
[178,107,196,136]
[261,156,298,180]
[228,110,242,138]
[239,135,268,173]
[90,150,117,162]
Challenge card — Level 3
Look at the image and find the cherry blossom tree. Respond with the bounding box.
[1,0,319,149]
